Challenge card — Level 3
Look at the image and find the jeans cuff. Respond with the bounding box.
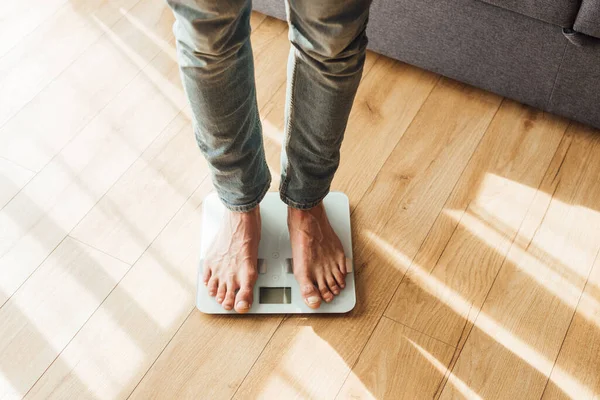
[279,190,329,210]
[219,178,271,212]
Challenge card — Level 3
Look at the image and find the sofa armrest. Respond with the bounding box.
[574,0,600,39]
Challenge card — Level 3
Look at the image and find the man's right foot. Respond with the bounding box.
[202,206,261,313]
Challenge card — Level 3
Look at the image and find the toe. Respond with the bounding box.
[317,276,334,303]
[338,255,348,275]
[296,274,321,309]
[333,267,346,289]
[222,277,237,310]
[216,282,227,304]
[234,266,257,313]
[326,272,340,295]
[207,276,218,296]
[202,263,211,285]
[234,285,253,313]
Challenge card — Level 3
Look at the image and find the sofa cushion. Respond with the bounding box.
[478,0,581,27]
[574,0,600,38]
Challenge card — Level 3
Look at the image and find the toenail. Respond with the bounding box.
[303,285,314,294]
[237,301,249,309]
[307,296,320,304]
[217,297,223,302]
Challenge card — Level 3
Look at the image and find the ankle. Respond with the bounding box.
[287,202,324,224]
[227,205,260,222]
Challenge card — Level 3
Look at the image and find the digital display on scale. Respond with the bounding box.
[259,287,292,304]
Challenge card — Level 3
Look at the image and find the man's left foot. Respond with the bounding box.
[288,202,347,309]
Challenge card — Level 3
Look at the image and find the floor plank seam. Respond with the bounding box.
[66,235,135,266]
[382,315,457,349]
[0,154,37,214]
[124,305,196,399]
[0,155,37,173]
[0,234,69,311]
[251,13,269,32]
[0,176,35,214]
[549,127,572,186]
[332,314,387,400]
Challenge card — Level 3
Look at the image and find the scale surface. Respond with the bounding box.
[196,191,356,314]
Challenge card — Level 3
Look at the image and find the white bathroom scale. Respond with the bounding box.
[196,191,356,314]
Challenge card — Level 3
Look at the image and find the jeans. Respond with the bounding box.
[166,0,371,211]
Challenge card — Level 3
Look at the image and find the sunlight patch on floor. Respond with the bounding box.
[92,16,186,116]
[445,210,600,326]
[39,310,145,399]
[258,325,358,399]
[472,174,534,233]
[0,376,17,400]
[366,231,595,399]
[262,119,283,146]
[475,174,600,279]
[118,7,177,61]
[408,338,482,400]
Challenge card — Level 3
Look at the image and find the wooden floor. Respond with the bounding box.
[1,1,599,399]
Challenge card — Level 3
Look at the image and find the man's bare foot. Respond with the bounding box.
[288,202,347,309]
[202,206,261,313]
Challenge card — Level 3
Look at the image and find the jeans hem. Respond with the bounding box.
[280,190,328,210]
[219,179,271,212]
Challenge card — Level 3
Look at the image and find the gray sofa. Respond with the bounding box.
[253,0,600,129]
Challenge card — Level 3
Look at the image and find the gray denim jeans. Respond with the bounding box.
[166,0,371,211]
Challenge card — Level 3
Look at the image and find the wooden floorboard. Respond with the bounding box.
[439,123,600,399]
[2,7,600,400]
[384,101,569,345]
